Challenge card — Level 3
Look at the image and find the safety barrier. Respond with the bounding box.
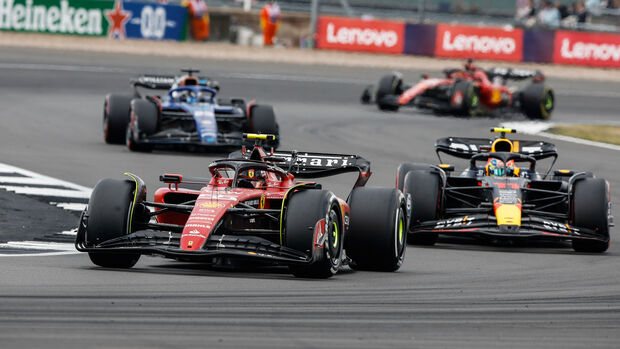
[316,15,620,68]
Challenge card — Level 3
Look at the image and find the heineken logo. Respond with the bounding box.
[0,0,103,35]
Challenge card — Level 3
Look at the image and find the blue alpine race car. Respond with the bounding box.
[103,69,279,151]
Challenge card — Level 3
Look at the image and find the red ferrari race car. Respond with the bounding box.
[395,128,612,252]
[362,60,555,120]
[76,134,408,278]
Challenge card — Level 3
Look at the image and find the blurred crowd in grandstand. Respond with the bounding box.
[516,0,619,28]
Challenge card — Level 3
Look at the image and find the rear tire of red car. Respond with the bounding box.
[346,187,407,272]
[86,178,142,268]
[452,80,480,117]
[103,94,132,144]
[571,178,610,253]
[285,190,343,278]
[126,99,158,152]
[404,170,441,246]
[376,73,402,112]
[521,83,554,120]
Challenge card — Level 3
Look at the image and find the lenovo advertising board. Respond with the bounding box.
[553,30,620,68]
[435,24,523,62]
[316,16,405,54]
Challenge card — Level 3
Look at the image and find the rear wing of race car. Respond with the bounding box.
[130,75,220,91]
[435,137,558,161]
[485,67,545,82]
[230,149,372,188]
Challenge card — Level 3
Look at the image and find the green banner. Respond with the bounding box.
[0,0,115,36]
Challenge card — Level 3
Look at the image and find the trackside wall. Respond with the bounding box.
[315,15,620,68]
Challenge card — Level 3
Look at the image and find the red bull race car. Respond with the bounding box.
[76,134,408,278]
[103,69,279,151]
[396,128,612,252]
[362,60,554,120]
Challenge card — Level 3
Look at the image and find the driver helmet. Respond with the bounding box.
[237,169,267,188]
[505,160,520,177]
[464,58,477,72]
[172,89,197,103]
[485,158,505,177]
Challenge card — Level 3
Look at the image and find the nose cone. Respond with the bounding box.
[495,203,522,228]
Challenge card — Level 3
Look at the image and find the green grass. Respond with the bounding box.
[548,125,620,146]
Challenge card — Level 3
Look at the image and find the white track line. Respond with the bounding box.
[0,185,90,199]
[0,62,127,73]
[0,241,78,257]
[538,132,620,151]
[53,203,88,211]
[0,163,91,193]
[500,122,620,151]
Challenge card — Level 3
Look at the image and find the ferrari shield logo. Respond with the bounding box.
[259,195,266,209]
[248,169,255,178]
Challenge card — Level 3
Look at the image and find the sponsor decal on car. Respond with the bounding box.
[200,202,225,208]
[185,223,211,229]
[434,216,475,229]
[316,15,405,54]
[553,30,620,68]
[435,24,523,62]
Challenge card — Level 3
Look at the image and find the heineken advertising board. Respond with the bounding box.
[0,0,187,40]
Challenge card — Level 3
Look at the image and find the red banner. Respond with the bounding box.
[434,24,523,62]
[553,31,620,68]
[316,16,405,54]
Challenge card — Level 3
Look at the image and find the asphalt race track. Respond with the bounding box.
[1,47,619,348]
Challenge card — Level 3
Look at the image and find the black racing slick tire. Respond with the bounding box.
[521,83,554,120]
[103,94,132,144]
[376,73,402,111]
[571,178,610,253]
[452,80,480,117]
[404,170,441,246]
[285,190,343,278]
[249,104,278,134]
[85,178,142,268]
[396,162,434,192]
[126,99,158,152]
[347,187,407,272]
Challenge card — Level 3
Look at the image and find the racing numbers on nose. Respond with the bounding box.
[140,6,167,40]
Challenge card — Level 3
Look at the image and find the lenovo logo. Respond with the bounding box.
[560,38,620,62]
[434,24,523,61]
[442,30,516,55]
[317,16,404,54]
[326,22,398,48]
[553,31,620,67]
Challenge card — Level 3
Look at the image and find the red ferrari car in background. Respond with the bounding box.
[362,59,554,120]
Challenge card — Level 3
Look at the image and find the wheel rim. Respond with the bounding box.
[544,93,553,111]
[395,208,406,260]
[471,94,479,108]
[327,209,341,262]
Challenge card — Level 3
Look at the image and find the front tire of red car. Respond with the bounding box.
[376,73,402,112]
[85,178,142,268]
[285,190,343,278]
